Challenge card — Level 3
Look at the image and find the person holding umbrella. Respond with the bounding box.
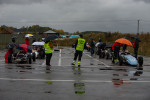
[44,40,54,69]
[112,38,133,61]
[71,34,86,67]
[44,35,58,70]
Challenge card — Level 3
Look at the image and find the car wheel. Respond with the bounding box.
[138,56,143,67]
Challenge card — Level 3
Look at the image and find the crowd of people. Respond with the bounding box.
[85,37,140,61]
[4,34,140,70]
[5,36,54,70]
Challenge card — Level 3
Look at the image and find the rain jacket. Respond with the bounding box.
[25,38,29,45]
[112,42,123,51]
[133,40,139,49]
[44,42,53,54]
[75,38,86,51]
[5,49,13,63]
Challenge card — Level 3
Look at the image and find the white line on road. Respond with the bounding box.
[84,52,110,67]
[58,49,62,66]
[0,78,150,83]
[0,60,4,62]
[42,61,46,66]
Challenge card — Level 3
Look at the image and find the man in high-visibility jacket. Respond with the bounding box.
[72,34,86,67]
[44,41,54,69]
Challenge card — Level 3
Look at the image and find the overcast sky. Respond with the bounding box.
[0,0,150,33]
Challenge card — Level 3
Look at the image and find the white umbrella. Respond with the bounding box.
[32,42,45,46]
[25,34,33,37]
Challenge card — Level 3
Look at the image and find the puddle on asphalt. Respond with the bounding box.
[112,78,131,87]
[44,91,51,93]
[111,66,144,87]
[72,67,81,75]
[45,81,53,85]
[133,70,143,76]
[130,78,138,80]
[74,82,85,95]
[143,65,150,66]
[98,63,104,65]
[99,67,112,70]
[16,70,27,72]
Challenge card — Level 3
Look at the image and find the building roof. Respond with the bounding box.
[44,30,57,34]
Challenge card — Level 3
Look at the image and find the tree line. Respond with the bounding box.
[0,25,65,34]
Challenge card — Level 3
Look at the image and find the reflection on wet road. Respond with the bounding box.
[0,47,150,100]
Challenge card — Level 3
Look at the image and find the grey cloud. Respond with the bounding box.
[0,0,100,5]
[134,0,150,3]
[0,0,44,5]
[0,0,150,33]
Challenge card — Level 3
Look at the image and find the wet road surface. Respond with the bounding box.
[0,47,150,100]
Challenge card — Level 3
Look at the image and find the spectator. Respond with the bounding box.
[25,37,30,45]
[133,38,140,58]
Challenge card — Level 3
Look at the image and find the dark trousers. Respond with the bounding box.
[134,48,138,58]
[90,47,94,56]
[46,53,52,65]
[74,50,83,61]
[114,46,120,59]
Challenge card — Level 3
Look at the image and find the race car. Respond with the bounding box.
[112,51,143,67]
[8,44,35,64]
[105,44,113,59]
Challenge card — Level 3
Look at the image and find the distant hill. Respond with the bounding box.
[82,31,107,34]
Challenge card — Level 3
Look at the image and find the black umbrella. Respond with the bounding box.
[6,43,17,49]
[44,35,58,43]
[131,36,141,42]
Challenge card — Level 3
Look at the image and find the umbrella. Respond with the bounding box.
[32,42,45,46]
[131,36,141,42]
[6,43,17,49]
[16,44,32,53]
[44,35,58,43]
[115,38,132,46]
[25,34,33,37]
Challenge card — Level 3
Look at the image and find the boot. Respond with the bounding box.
[78,62,81,67]
[71,61,76,65]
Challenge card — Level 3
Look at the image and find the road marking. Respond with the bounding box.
[0,78,150,83]
[0,60,4,62]
[84,52,110,67]
[42,61,46,66]
[58,49,61,66]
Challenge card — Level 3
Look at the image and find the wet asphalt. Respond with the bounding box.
[0,47,150,100]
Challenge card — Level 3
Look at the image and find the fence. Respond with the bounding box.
[0,34,43,50]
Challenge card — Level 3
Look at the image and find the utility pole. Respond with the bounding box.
[137,19,140,35]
